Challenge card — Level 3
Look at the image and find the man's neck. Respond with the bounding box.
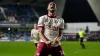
[47,11,56,17]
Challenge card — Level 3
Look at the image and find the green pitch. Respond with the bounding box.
[0,41,100,56]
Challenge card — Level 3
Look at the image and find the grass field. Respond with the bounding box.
[0,41,100,56]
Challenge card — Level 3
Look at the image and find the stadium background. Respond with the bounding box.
[0,0,100,56]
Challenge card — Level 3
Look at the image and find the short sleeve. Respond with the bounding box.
[59,19,65,30]
[38,16,45,27]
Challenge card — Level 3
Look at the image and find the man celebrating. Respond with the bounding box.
[35,2,65,56]
[31,24,40,47]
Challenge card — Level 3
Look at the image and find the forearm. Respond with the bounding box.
[38,26,50,43]
[56,35,62,41]
[39,32,49,43]
[55,29,63,41]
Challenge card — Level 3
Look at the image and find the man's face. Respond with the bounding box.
[47,2,56,12]
[34,24,37,29]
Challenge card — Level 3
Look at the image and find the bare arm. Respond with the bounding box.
[56,28,63,41]
[38,26,50,44]
[52,18,64,44]
[38,16,51,44]
[31,30,34,39]
[51,28,63,45]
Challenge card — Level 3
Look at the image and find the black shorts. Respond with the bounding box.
[80,38,83,42]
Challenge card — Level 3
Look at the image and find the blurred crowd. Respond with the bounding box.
[0,30,100,41]
[0,31,31,41]
[0,4,46,24]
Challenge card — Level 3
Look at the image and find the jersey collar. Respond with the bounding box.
[47,14,56,18]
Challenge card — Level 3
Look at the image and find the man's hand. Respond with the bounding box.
[46,41,51,44]
[45,41,51,46]
[51,39,59,45]
[51,39,60,47]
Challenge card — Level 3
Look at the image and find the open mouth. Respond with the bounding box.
[51,7,55,9]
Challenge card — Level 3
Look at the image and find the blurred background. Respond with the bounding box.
[0,0,100,42]
[0,0,100,56]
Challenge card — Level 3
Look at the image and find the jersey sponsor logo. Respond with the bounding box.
[45,25,59,31]
[55,19,58,24]
[44,17,59,31]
